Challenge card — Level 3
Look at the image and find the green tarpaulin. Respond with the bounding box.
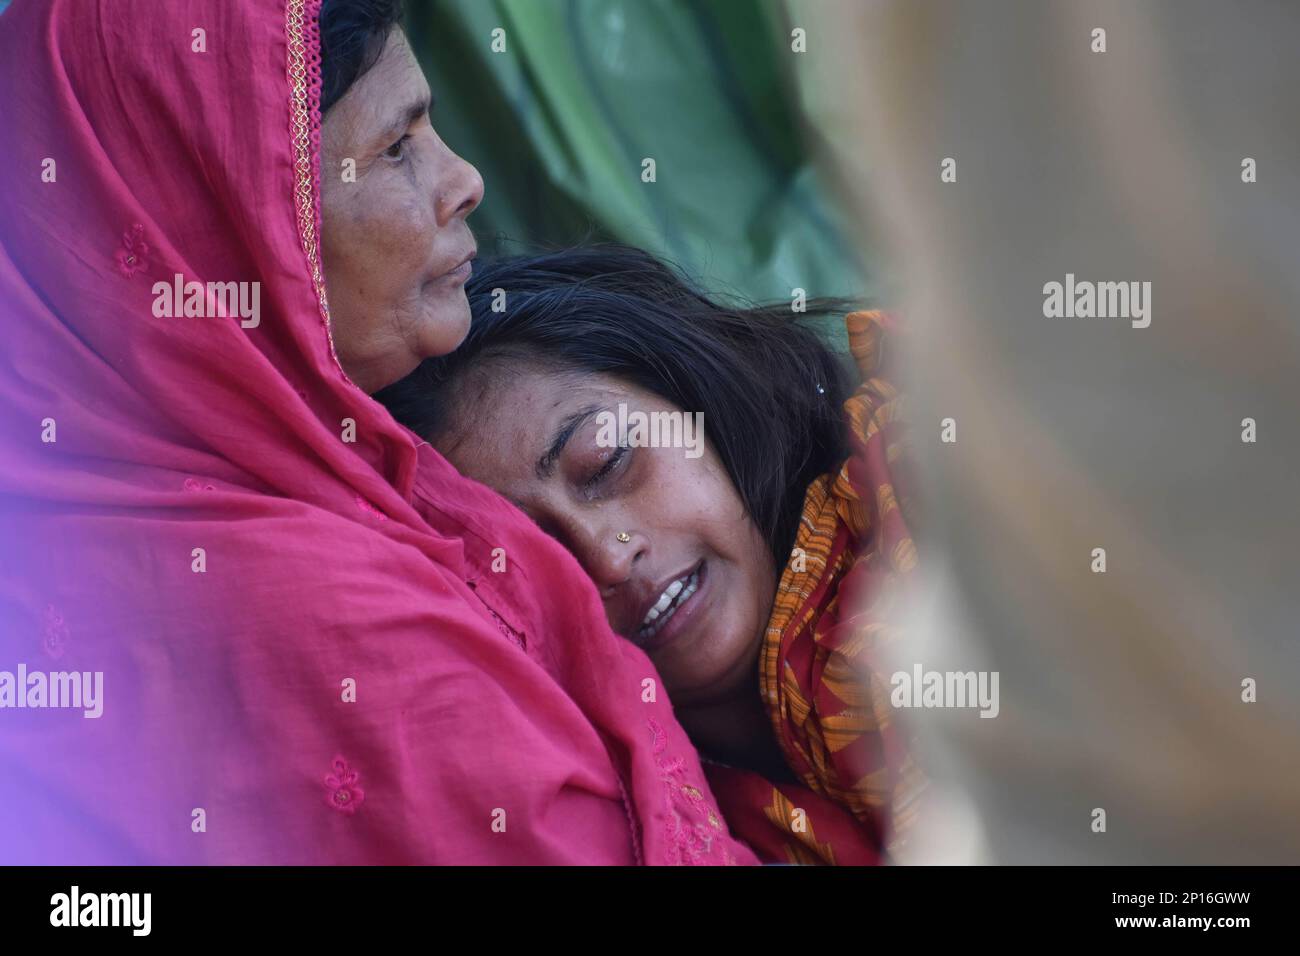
[407,0,871,337]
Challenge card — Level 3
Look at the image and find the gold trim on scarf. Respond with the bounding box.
[285,0,340,365]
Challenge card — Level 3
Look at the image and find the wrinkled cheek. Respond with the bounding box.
[330,187,430,290]
[381,201,436,286]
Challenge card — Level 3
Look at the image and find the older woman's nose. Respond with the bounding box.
[435,150,484,228]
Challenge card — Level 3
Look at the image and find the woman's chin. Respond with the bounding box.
[421,296,472,357]
[654,636,756,705]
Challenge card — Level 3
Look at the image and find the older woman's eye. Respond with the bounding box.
[383,134,411,160]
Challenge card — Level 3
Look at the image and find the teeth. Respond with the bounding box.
[638,570,700,641]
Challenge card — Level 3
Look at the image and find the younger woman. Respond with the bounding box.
[379,245,926,864]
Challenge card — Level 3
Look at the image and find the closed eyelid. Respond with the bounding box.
[584,444,628,486]
[536,404,604,480]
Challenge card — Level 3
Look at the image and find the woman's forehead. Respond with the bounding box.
[438,366,626,468]
[450,364,619,432]
[325,28,430,146]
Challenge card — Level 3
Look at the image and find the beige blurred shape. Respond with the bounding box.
[789,0,1300,863]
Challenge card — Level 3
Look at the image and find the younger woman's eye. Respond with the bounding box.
[583,445,629,494]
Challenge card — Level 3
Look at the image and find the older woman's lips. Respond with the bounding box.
[435,253,475,285]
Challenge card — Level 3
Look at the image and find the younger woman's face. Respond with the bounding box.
[438,364,777,707]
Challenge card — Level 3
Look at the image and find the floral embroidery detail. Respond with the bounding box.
[680,784,722,830]
[114,223,149,277]
[354,495,387,521]
[648,718,737,865]
[182,478,216,492]
[41,605,69,660]
[324,756,365,815]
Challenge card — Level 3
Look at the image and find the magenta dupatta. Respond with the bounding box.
[0,0,755,865]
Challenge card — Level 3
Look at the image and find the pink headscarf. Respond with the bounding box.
[0,0,756,865]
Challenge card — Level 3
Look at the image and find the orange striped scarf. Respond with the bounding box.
[757,309,926,861]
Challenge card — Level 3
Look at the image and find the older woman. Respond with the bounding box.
[0,0,765,864]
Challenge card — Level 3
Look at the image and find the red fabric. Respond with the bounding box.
[704,764,882,865]
[0,0,755,866]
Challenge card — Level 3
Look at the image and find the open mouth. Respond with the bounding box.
[636,561,703,644]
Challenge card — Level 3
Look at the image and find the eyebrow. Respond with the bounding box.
[536,404,603,481]
[378,92,433,144]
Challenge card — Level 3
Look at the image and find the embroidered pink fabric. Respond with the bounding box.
[0,0,754,866]
[649,719,738,865]
[114,223,149,277]
[324,757,365,816]
[40,606,69,661]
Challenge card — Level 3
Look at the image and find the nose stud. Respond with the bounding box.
[616,532,631,543]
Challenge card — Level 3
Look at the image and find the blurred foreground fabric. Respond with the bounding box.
[799,0,1300,863]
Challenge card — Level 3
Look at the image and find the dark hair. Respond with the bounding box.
[319,0,405,114]
[377,244,856,569]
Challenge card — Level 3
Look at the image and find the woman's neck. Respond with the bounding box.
[676,670,796,784]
